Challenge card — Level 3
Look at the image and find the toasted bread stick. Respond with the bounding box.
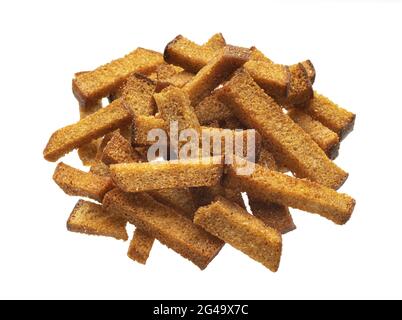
[277,63,313,105]
[224,161,356,225]
[127,229,155,264]
[202,33,226,50]
[301,60,316,84]
[300,92,356,140]
[101,131,143,165]
[156,64,194,91]
[67,200,128,240]
[154,86,201,132]
[248,147,296,234]
[217,69,348,189]
[44,99,132,162]
[243,60,290,98]
[132,115,167,146]
[194,197,282,272]
[194,91,234,125]
[249,201,296,234]
[121,73,156,117]
[287,108,340,159]
[149,188,197,219]
[183,46,250,106]
[191,185,245,209]
[164,35,222,73]
[72,48,163,103]
[53,162,114,202]
[110,157,223,192]
[89,162,110,177]
[103,189,224,270]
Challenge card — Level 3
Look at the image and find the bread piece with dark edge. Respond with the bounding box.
[249,47,273,63]
[53,162,114,202]
[127,229,155,264]
[155,64,194,91]
[276,63,313,105]
[154,86,201,133]
[103,189,224,270]
[72,48,163,104]
[110,157,223,192]
[43,99,132,162]
[194,196,282,272]
[249,147,296,234]
[121,73,156,117]
[192,185,245,209]
[216,69,348,189]
[183,45,250,106]
[164,35,222,73]
[243,60,290,98]
[299,91,356,140]
[301,60,316,84]
[287,108,340,159]
[101,131,143,165]
[67,200,128,240]
[224,161,356,225]
[194,91,234,125]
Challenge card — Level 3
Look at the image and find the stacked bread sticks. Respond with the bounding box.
[43,34,356,271]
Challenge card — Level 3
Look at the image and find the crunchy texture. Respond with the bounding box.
[194,197,282,272]
[183,45,250,106]
[67,200,128,240]
[72,48,163,103]
[110,157,223,192]
[288,108,340,159]
[194,91,233,125]
[224,162,356,225]
[127,229,155,264]
[44,99,132,162]
[101,131,143,165]
[103,189,224,270]
[217,69,348,189]
[53,162,114,202]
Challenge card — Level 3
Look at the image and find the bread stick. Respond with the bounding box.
[44,99,132,161]
[300,92,356,140]
[149,188,197,219]
[156,64,194,91]
[121,73,156,116]
[127,229,155,264]
[194,197,282,272]
[224,161,356,225]
[103,189,224,270]
[101,131,143,165]
[194,91,233,125]
[72,48,163,103]
[217,69,348,189]
[110,157,223,192]
[183,45,250,106]
[67,200,128,240]
[53,162,114,202]
[132,115,167,146]
[301,60,316,84]
[287,108,340,159]
[202,33,226,51]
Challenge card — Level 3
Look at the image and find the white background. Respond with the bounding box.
[0,0,401,300]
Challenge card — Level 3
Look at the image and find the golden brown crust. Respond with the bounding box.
[244,60,290,98]
[72,48,163,104]
[202,33,226,51]
[183,46,250,106]
[110,157,223,192]
[287,108,340,159]
[53,162,115,202]
[121,73,157,117]
[194,197,282,272]
[101,131,143,165]
[300,92,356,140]
[249,47,273,63]
[103,189,224,270]
[149,188,197,219]
[127,229,155,264]
[301,60,316,84]
[276,63,313,105]
[224,162,356,225]
[89,162,111,177]
[44,99,132,162]
[154,86,201,132]
[164,35,221,73]
[217,69,348,189]
[191,185,245,209]
[132,115,167,146]
[194,91,234,125]
[67,200,128,240]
